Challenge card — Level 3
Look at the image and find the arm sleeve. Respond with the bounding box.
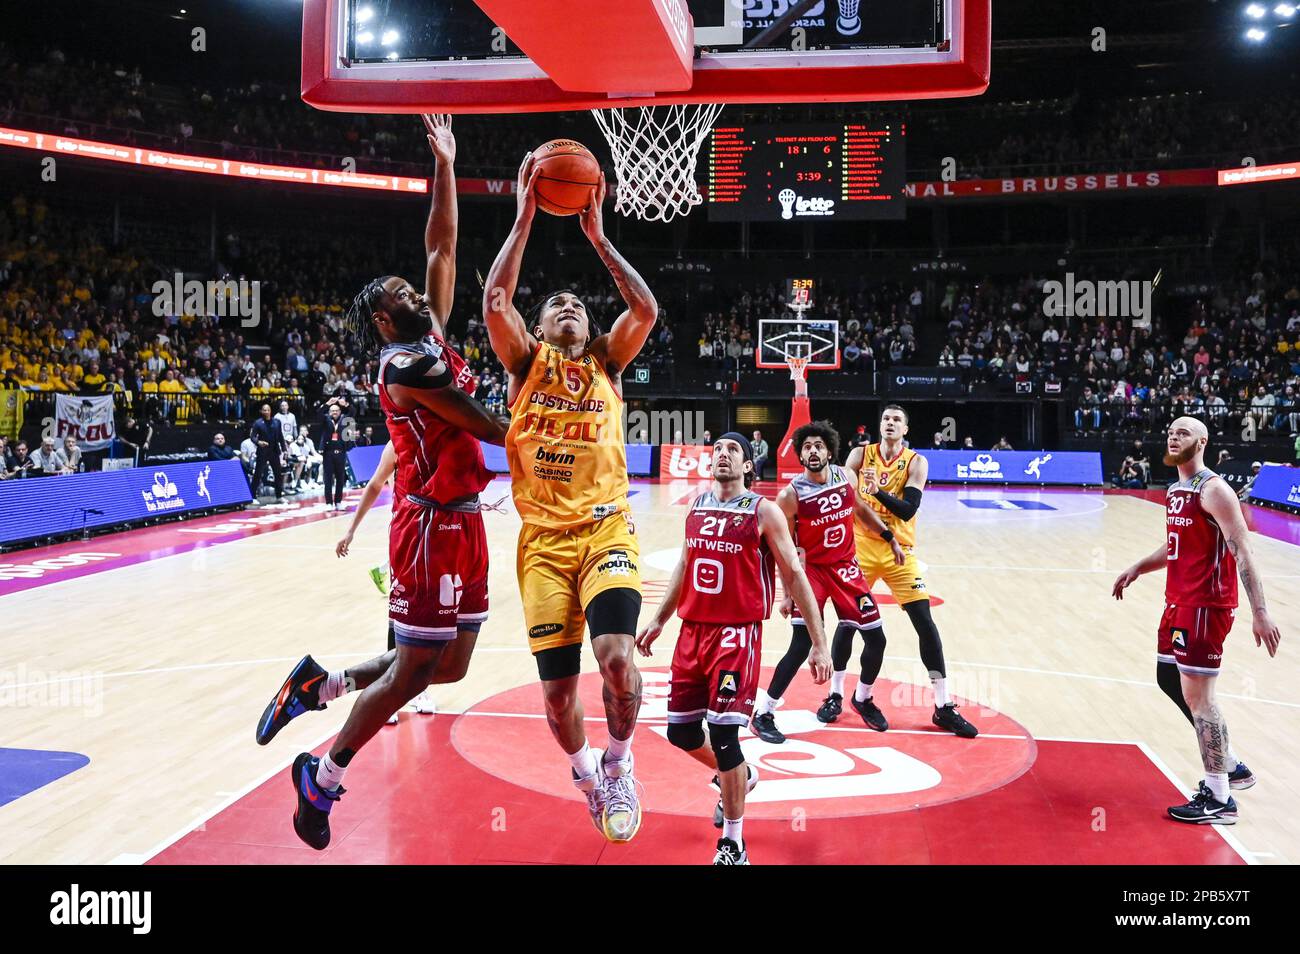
[872,485,922,522]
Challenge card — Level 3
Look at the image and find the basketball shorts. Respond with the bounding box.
[1157,603,1236,676]
[668,620,762,726]
[856,535,928,605]
[517,511,641,654]
[796,561,882,630]
[388,498,488,646]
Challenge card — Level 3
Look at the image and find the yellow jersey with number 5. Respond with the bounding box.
[856,443,918,549]
[505,342,628,529]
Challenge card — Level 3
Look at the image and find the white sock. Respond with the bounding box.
[1205,773,1230,804]
[605,732,633,764]
[567,742,597,782]
[756,688,777,715]
[854,681,873,703]
[830,670,847,696]
[1228,749,1242,770]
[319,670,349,703]
[316,752,346,791]
[722,816,744,848]
[932,677,951,708]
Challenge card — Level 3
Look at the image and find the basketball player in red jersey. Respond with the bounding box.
[636,433,832,864]
[254,116,509,850]
[1113,417,1281,824]
[751,421,905,743]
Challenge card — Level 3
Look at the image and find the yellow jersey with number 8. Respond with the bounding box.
[856,443,918,549]
[506,342,628,530]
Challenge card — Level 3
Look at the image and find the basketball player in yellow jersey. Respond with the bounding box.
[845,404,979,738]
[483,155,657,843]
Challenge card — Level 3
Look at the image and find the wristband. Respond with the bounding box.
[880,530,895,543]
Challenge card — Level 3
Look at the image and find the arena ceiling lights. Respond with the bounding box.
[1242,2,1297,42]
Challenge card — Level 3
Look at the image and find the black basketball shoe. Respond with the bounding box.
[1228,762,1257,791]
[256,655,328,745]
[712,837,750,865]
[291,753,345,850]
[849,693,889,732]
[712,764,759,828]
[751,711,785,744]
[1168,781,1238,825]
[816,692,843,723]
[933,703,978,738]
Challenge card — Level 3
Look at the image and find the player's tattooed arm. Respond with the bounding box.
[1202,479,1281,657]
[636,544,687,657]
[759,500,831,683]
[586,176,658,375]
[482,154,543,379]
[422,114,457,333]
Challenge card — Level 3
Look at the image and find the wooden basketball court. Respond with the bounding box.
[2,479,1296,864]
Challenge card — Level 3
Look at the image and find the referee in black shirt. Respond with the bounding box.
[250,403,287,500]
[320,402,353,511]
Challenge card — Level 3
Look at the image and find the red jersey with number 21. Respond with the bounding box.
[1165,469,1237,609]
[678,489,775,625]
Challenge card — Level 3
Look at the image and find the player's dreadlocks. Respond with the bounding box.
[344,276,396,354]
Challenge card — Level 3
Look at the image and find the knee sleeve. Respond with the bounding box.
[709,722,745,773]
[1157,660,1195,726]
[859,626,887,684]
[830,625,856,672]
[903,600,946,677]
[667,720,706,752]
[586,587,642,639]
[767,625,812,699]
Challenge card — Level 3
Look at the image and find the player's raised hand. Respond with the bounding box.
[890,539,906,566]
[1112,565,1140,600]
[516,152,540,221]
[808,644,832,684]
[1253,609,1281,657]
[634,619,663,657]
[579,171,608,245]
[335,531,353,558]
[422,113,455,165]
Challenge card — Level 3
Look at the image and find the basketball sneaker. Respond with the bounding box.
[368,564,388,596]
[291,753,345,850]
[816,692,843,723]
[386,710,399,725]
[572,747,607,835]
[1229,762,1256,791]
[712,838,749,865]
[751,711,786,744]
[601,753,643,843]
[256,655,328,745]
[712,763,759,828]
[850,693,889,732]
[933,703,978,738]
[1168,781,1238,825]
[412,689,436,715]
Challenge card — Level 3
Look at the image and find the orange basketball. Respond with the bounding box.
[531,139,601,216]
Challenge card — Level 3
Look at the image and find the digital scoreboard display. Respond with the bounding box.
[707,122,906,222]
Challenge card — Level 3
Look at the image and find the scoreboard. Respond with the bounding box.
[707,122,906,222]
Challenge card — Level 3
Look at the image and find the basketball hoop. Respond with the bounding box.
[592,103,724,223]
[786,355,810,383]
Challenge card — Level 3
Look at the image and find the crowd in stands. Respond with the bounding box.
[4,44,1299,183]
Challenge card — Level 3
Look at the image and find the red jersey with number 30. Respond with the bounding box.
[1165,469,1238,609]
[378,334,492,504]
[791,466,857,566]
[679,489,775,625]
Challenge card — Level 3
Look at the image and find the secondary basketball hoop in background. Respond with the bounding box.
[301,0,991,221]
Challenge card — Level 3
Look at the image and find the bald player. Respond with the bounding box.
[1114,416,1281,824]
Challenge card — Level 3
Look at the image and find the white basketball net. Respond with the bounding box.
[592,103,724,223]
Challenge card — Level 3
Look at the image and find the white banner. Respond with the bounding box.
[54,394,116,451]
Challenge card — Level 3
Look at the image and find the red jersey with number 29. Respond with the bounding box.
[1165,469,1238,609]
[791,466,857,565]
[678,489,775,625]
